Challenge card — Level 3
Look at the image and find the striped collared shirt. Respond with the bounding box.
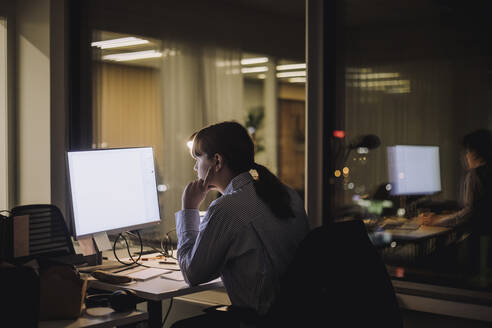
[175,172,309,314]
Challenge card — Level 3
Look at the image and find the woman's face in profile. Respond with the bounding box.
[193,154,214,180]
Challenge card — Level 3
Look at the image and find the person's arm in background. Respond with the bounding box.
[430,170,481,227]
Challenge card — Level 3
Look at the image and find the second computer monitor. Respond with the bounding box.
[387,145,441,196]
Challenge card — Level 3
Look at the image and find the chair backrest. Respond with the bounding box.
[10,204,75,261]
[270,219,403,327]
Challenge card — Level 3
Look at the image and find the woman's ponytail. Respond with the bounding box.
[252,163,294,220]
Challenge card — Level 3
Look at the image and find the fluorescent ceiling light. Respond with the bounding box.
[241,57,268,65]
[91,37,149,49]
[102,50,162,62]
[276,70,306,78]
[346,67,372,73]
[241,66,268,74]
[288,77,306,83]
[276,63,306,71]
[347,72,400,80]
[351,80,409,87]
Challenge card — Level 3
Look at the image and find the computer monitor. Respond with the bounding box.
[387,145,441,196]
[67,147,161,239]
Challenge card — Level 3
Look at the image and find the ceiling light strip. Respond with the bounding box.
[102,50,162,62]
[92,37,149,49]
[276,63,306,71]
[241,66,268,74]
[288,77,306,83]
[241,57,269,65]
[276,70,306,78]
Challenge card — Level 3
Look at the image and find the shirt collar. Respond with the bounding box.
[223,172,253,195]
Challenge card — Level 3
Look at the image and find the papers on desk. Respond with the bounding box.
[160,270,185,281]
[126,267,170,281]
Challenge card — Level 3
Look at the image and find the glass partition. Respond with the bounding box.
[337,0,492,292]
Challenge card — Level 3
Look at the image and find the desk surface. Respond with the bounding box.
[39,307,148,328]
[382,225,450,240]
[86,258,224,301]
[88,273,223,301]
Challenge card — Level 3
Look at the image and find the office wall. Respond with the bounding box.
[16,0,51,205]
[278,83,305,101]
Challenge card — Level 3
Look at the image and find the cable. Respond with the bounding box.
[162,298,174,328]
[113,231,145,267]
[161,229,177,259]
[113,231,173,270]
[123,229,177,260]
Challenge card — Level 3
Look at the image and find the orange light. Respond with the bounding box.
[334,170,341,177]
[333,130,345,138]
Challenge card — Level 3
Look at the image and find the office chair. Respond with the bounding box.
[268,219,403,327]
[10,204,76,262]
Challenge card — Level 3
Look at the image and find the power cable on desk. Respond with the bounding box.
[112,231,180,271]
[112,231,155,269]
[161,229,177,259]
[162,298,174,328]
[126,231,168,257]
[124,230,175,259]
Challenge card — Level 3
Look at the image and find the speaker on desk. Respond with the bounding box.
[85,289,140,312]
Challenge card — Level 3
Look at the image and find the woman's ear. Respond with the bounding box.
[214,153,224,172]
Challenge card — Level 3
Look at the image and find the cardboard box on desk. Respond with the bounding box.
[38,262,88,320]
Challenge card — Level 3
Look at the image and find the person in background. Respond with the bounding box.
[427,129,491,229]
[425,129,492,276]
[171,121,309,327]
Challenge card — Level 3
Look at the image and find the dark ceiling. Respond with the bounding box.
[217,0,491,28]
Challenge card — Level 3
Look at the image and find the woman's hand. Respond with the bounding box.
[182,167,215,209]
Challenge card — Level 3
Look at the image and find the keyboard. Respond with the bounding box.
[398,221,421,230]
[380,217,421,231]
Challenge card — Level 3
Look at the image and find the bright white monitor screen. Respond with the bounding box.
[68,147,160,238]
[387,145,441,196]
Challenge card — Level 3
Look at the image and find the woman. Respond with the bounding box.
[173,121,309,327]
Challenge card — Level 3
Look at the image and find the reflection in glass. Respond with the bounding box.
[340,0,492,293]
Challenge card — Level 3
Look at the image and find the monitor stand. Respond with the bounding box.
[84,252,102,266]
[77,235,108,266]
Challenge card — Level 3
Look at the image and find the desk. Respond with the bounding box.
[39,307,148,328]
[87,269,223,328]
[381,225,450,241]
[368,222,459,264]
